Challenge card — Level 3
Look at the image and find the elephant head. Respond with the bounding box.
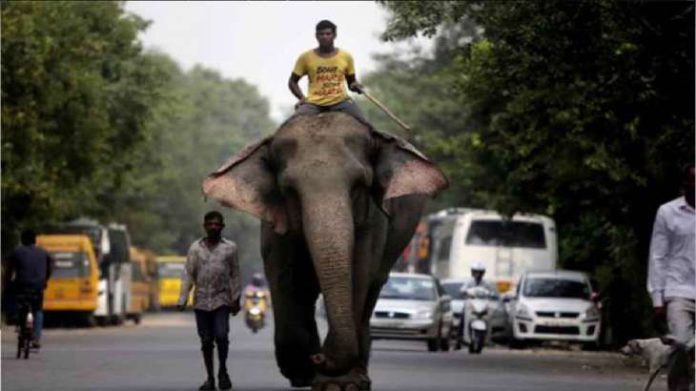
[203,113,447,373]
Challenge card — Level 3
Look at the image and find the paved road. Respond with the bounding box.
[2,313,662,391]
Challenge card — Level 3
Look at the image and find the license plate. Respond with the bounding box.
[543,320,573,327]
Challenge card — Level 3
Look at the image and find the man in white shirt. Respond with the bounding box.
[648,164,695,345]
[647,164,695,391]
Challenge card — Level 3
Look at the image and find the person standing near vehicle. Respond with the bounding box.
[3,229,53,349]
[648,164,695,390]
[178,211,242,391]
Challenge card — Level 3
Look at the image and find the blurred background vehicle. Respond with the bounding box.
[412,208,557,294]
[370,272,453,352]
[442,278,508,345]
[45,218,132,325]
[128,247,156,323]
[38,234,99,326]
[506,270,601,349]
[156,255,189,309]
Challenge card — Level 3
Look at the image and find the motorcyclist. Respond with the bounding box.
[243,273,269,310]
[457,263,497,345]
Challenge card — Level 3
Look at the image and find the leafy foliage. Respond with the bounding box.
[377,0,694,343]
[2,1,165,253]
[2,2,275,276]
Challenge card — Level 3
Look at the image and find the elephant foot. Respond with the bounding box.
[312,368,371,391]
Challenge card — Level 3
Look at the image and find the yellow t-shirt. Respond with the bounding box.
[292,49,355,106]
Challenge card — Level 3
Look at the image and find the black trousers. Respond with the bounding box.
[194,306,230,341]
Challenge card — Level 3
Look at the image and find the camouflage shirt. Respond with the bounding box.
[178,238,241,311]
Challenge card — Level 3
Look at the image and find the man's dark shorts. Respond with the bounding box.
[290,99,371,128]
[194,305,230,340]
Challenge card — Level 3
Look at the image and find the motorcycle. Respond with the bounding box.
[243,289,268,333]
[461,286,494,354]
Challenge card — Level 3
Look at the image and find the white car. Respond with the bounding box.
[371,273,454,352]
[508,270,600,347]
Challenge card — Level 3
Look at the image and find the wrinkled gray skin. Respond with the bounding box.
[203,113,447,390]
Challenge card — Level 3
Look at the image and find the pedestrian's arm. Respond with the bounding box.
[178,248,196,308]
[647,209,669,307]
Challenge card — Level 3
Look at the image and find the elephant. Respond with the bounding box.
[203,112,447,390]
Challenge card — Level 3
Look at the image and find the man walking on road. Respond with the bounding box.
[647,164,695,389]
[178,211,242,391]
[3,229,53,349]
[287,19,369,126]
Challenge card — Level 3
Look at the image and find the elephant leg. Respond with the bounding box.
[261,223,321,386]
[354,194,429,382]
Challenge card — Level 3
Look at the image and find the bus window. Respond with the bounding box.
[465,221,546,249]
[437,236,452,262]
[159,263,185,279]
[51,252,90,278]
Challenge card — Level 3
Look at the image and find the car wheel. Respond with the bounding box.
[439,333,450,352]
[427,338,439,352]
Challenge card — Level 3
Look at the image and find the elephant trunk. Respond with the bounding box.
[301,190,357,375]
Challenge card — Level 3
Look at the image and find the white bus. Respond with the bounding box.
[428,208,557,293]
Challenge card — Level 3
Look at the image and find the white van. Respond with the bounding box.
[428,208,557,292]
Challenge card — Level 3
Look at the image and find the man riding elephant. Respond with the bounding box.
[288,19,370,127]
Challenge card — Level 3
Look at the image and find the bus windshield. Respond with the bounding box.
[50,252,90,278]
[159,263,185,279]
[465,220,546,249]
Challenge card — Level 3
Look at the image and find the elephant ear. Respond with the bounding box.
[372,130,449,215]
[202,137,288,234]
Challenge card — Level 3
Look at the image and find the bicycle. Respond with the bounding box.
[15,290,39,360]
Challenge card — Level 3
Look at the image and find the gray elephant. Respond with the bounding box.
[203,113,447,390]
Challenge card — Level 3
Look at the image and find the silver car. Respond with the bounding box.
[370,273,454,352]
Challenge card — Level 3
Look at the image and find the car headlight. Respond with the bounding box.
[516,303,531,319]
[584,306,599,319]
[414,309,434,319]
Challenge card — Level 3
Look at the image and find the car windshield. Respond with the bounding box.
[379,276,437,301]
[158,263,184,279]
[442,282,464,299]
[50,251,90,278]
[523,278,590,299]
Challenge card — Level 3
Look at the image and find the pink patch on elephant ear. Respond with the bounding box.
[382,159,449,203]
[202,137,289,235]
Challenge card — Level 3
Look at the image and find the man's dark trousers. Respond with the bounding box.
[195,306,231,378]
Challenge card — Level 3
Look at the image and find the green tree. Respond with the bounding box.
[110,60,275,272]
[378,0,694,343]
[2,1,167,253]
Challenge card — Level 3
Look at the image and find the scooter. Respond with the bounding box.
[244,290,267,334]
[461,286,493,354]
